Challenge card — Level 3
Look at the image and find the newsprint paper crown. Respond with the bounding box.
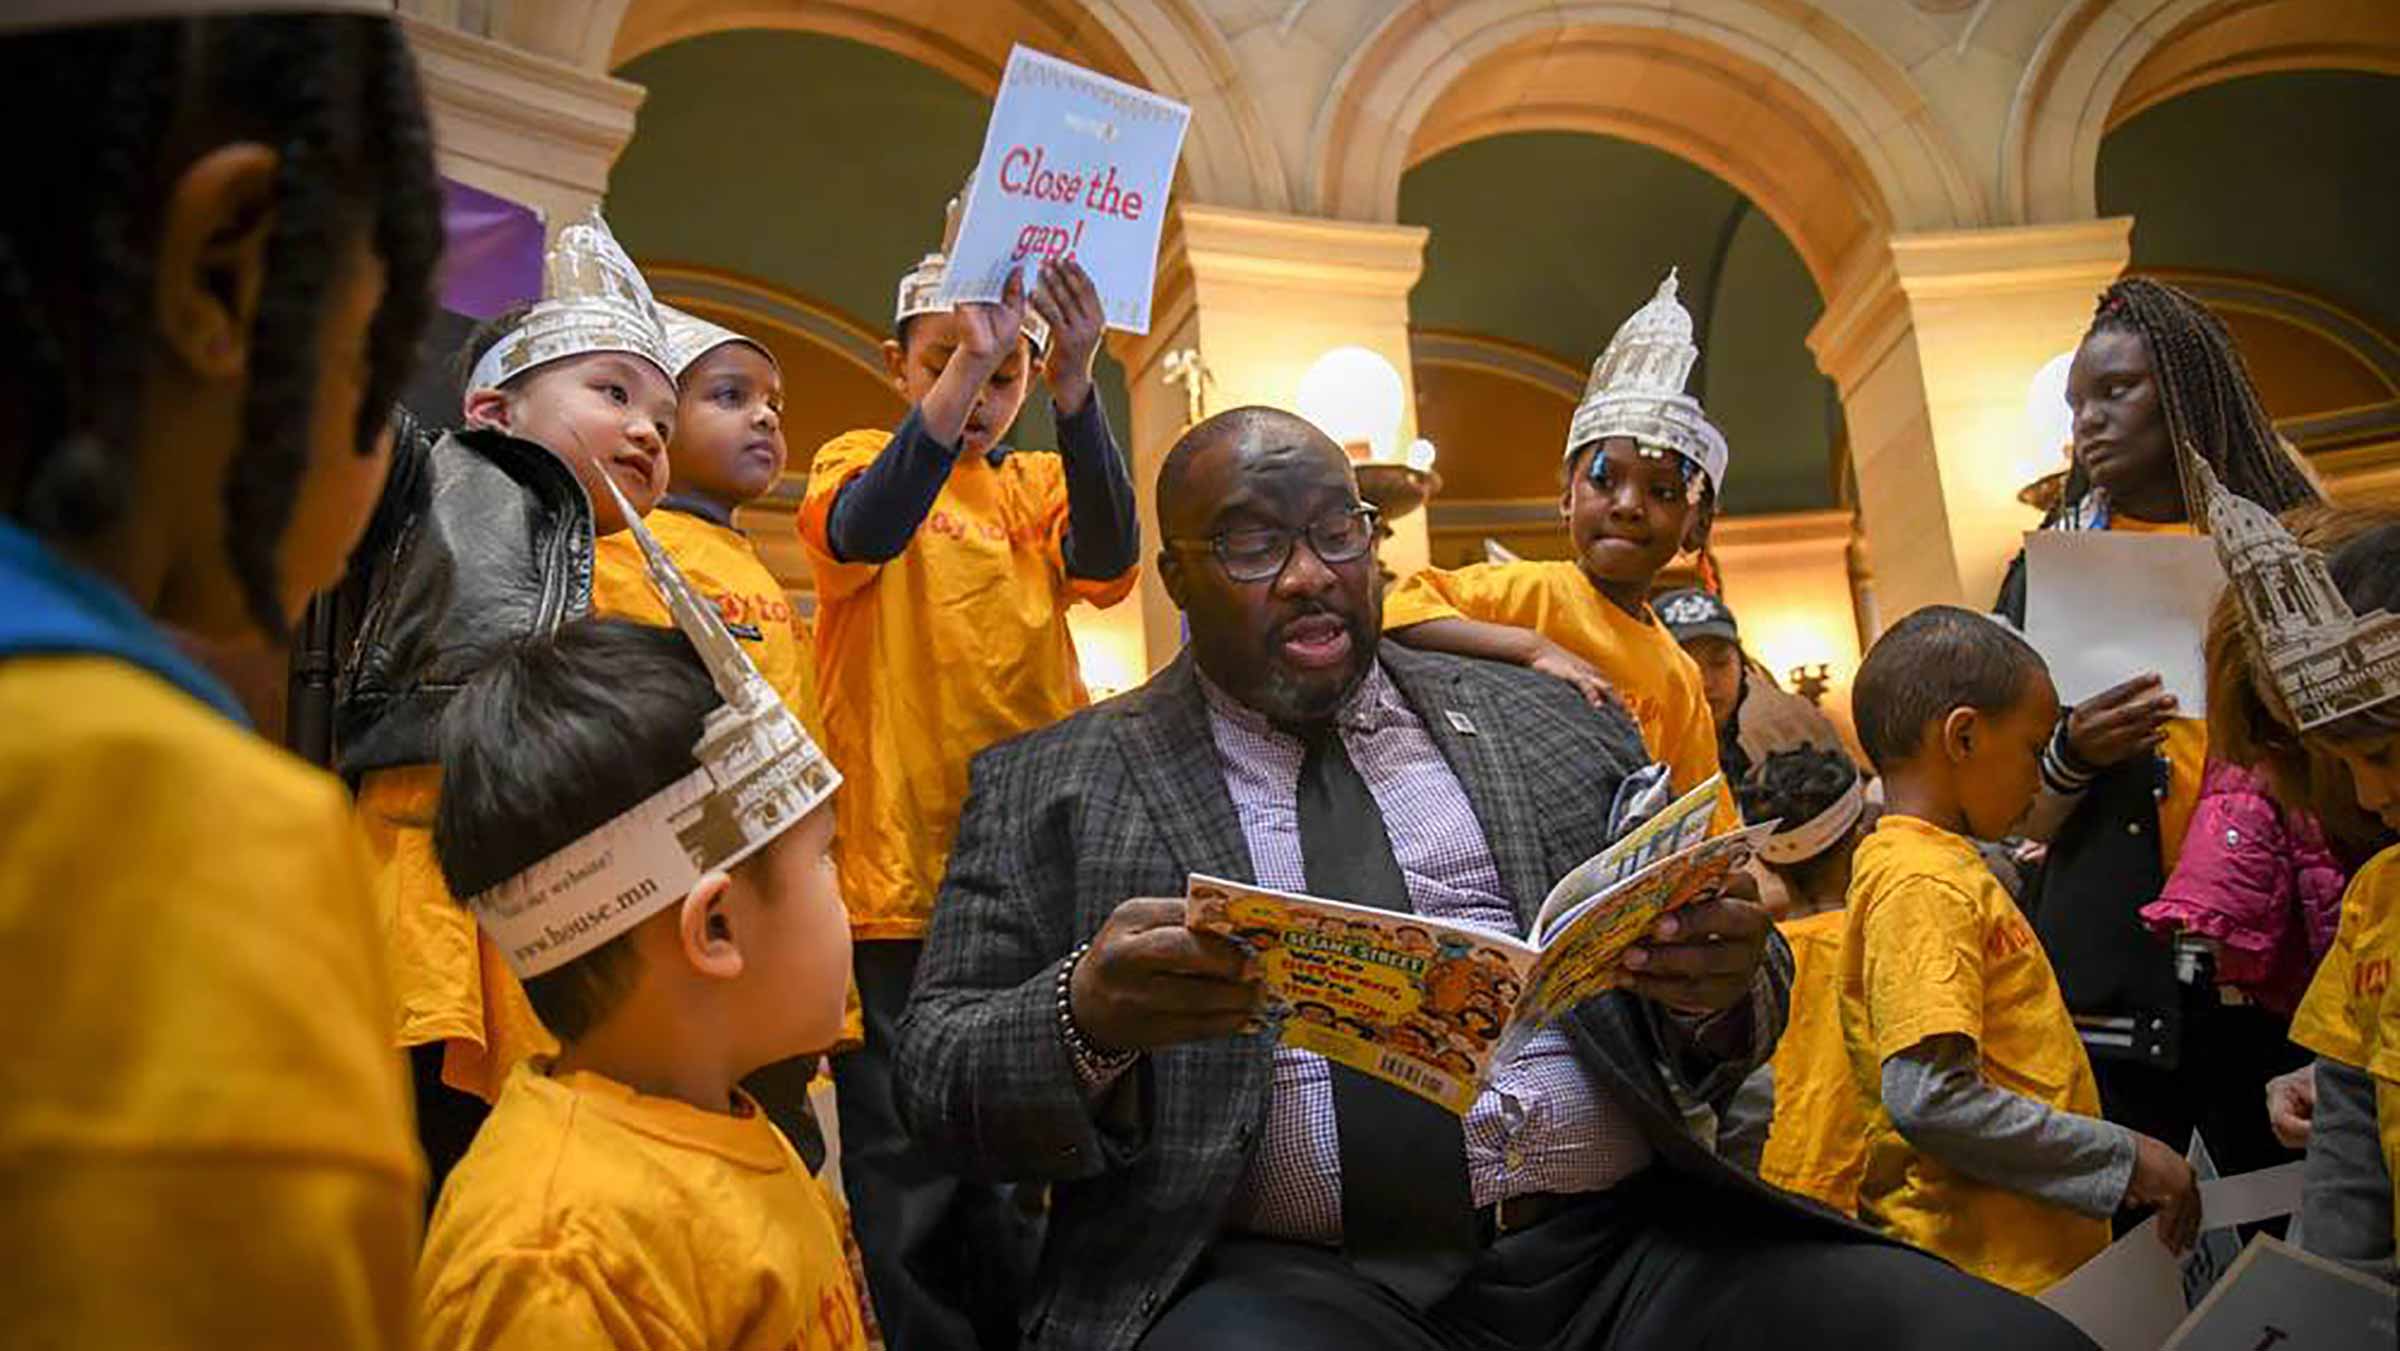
[2184,451,2400,732]
[658,303,777,382]
[466,475,842,979]
[1566,269,1731,493]
[466,207,674,397]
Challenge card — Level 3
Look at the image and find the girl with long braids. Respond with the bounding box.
[1995,276,2324,1185]
[0,4,442,1345]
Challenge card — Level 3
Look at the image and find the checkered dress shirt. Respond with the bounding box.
[1198,662,1654,1243]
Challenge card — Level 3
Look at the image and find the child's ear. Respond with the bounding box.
[1940,706,1979,764]
[677,871,745,982]
[154,143,279,381]
[880,339,908,396]
[462,386,513,431]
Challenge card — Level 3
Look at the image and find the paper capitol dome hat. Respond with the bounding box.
[1566,270,1730,493]
[894,175,1050,354]
[2182,451,2400,733]
[658,304,777,382]
[466,207,674,396]
[465,472,843,980]
[0,0,390,31]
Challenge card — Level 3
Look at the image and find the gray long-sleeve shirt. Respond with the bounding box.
[1885,1034,2134,1218]
[2302,1056,2398,1280]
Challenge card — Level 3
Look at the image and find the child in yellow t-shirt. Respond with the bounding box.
[1386,272,1736,832]
[2268,521,2400,1275]
[1840,606,2198,1295]
[1724,747,1876,1214]
[798,210,1138,1341]
[344,212,680,1183]
[596,305,819,739]
[417,617,865,1350]
[592,306,859,1148]
[0,9,439,1345]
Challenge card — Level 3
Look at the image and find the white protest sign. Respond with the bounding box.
[937,45,1191,334]
[2163,1235,2394,1350]
[2040,1159,2310,1351]
[2023,530,2227,717]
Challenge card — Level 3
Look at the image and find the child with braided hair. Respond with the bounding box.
[0,4,443,1345]
[1994,275,2324,1181]
[1388,272,1740,833]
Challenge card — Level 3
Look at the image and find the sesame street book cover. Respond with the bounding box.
[1185,781,1765,1114]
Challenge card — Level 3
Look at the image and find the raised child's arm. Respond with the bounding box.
[1054,397,1139,582]
[823,408,960,564]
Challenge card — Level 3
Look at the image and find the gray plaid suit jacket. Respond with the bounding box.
[898,642,1841,1351]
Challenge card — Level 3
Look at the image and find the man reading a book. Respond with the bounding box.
[895,407,2098,1351]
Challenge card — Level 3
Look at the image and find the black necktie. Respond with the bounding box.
[1295,725,1477,1307]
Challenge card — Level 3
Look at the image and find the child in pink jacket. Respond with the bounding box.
[2142,759,2347,1014]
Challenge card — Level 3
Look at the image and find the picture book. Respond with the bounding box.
[1184,775,1767,1113]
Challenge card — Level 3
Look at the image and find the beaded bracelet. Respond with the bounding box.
[1057,941,1138,1078]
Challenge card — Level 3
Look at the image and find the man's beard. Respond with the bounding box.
[1247,613,1375,725]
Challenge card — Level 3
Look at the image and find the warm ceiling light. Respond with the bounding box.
[1297,345,1405,463]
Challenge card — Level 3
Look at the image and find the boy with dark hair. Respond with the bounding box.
[0,4,442,1344]
[340,208,680,1170]
[1386,272,1737,831]
[798,186,1140,1347]
[416,510,863,1349]
[1841,605,2198,1294]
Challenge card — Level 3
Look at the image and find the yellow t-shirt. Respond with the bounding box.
[2105,515,2207,869]
[0,656,421,1348]
[1760,906,1865,1214]
[1384,560,1739,832]
[417,1062,866,1351]
[593,506,822,741]
[1840,814,2110,1294]
[2290,844,2400,1221]
[798,429,1138,940]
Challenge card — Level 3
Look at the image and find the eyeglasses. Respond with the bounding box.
[1168,504,1383,583]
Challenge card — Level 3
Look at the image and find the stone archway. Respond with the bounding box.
[1309,0,1979,276]
[2004,0,2400,224]
[603,0,1290,210]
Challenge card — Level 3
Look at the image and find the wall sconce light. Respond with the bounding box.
[1296,345,1405,463]
[1789,663,1832,707]
[2019,349,2075,489]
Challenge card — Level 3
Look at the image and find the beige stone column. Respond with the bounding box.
[1109,204,1432,673]
[1809,219,2132,627]
[400,14,644,240]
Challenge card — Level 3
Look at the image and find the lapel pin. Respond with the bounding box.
[1445,709,1478,736]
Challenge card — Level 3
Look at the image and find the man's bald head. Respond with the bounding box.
[1153,405,1380,725]
[1156,406,1347,539]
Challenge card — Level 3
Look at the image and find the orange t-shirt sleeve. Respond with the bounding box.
[796,431,895,604]
[1859,876,1987,1062]
[1664,658,1739,832]
[1385,562,1518,632]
